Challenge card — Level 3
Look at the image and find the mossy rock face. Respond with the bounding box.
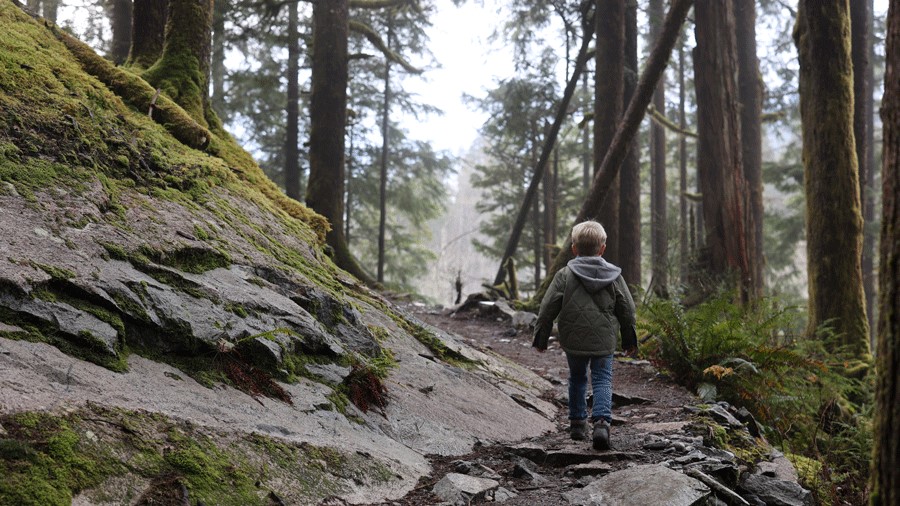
[0,406,397,506]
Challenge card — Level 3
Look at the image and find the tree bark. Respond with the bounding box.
[110,0,133,65]
[307,0,373,284]
[491,15,595,287]
[285,0,302,200]
[582,73,591,192]
[649,0,668,298]
[873,3,900,502]
[128,0,168,70]
[795,0,870,356]
[377,18,393,284]
[594,0,625,266]
[619,0,641,291]
[678,33,690,284]
[536,0,694,303]
[694,0,751,304]
[865,0,878,351]
[41,0,58,22]
[853,0,875,346]
[211,0,226,121]
[544,147,558,276]
[736,0,764,300]
[141,0,213,128]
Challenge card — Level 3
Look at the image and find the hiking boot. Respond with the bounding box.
[592,419,610,451]
[569,419,589,441]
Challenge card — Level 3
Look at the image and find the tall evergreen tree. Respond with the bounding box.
[594,0,625,266]
[736,0,764,300]
[872,3,899,501]
[649,0,668,297]
[127,0,167,69]
[110,0,133,64]
[795,0,870,356]
[618,0,641,290]
[694,0,751,303]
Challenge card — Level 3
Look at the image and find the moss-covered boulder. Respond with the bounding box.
[0,2,556,503]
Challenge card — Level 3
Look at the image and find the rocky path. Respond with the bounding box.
[378,303,813,506]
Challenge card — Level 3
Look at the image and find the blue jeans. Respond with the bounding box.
[566,353,613,423]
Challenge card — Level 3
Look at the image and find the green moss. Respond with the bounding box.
[30,262,75,281]
[224,302,249,318]
[0,412,119,506]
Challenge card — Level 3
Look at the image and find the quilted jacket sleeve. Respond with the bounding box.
[532,268,567,350]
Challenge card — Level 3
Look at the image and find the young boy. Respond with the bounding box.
[533,220,637,450]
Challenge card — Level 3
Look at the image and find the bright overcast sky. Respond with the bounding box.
[401,0,515,155]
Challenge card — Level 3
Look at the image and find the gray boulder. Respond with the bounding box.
[740,474,812,506]
[564,464,710,506]
[432,473,499,505]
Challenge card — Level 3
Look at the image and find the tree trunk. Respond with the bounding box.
[285,0,302,200]
[852,0,875,346]
[544,147,558,276]
[491,16,595,287]
[795,0,869,356]
[736,0,764,300]
[872,3,899,502]
[537,0,694,303]
[619,0,641,291]
[110,0,133,65]
[865,0,878,351]
[128,0,168,70]
[694,0,751,304]
[42,0,58,22]
[582,73,591,192]
[649,0,668,298]
[307,0,373,284]
[377,18,393,284]
[141,0,213,128]
[594,0,625,266]
[532,176,542,290]
[211,0,226,121]
[678,33,690,284]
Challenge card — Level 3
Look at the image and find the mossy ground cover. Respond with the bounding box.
[0,405,395,505]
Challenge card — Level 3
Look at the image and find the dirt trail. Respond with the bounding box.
[386,304,700,506]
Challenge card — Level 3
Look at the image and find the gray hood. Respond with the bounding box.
[567,256,622,293]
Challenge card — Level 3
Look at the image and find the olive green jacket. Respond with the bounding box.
[532,256,636,356]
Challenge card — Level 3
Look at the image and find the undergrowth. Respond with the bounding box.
[639,293,874,505]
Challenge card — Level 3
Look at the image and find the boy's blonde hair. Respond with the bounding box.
[571,221,607,255]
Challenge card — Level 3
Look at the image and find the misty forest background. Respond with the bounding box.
[12,0,900,504]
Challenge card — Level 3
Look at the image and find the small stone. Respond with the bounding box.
[84,430,98,442]
[567,461,613,478]
[432,473,499,504]
[33,227,49,237]
[642,438,671,451]
[512,459,545,483]
[493,487,517,502]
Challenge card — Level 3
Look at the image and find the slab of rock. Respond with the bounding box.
[757,450,799,482]
[564,464,710,506]
[304,363,352,385]
[632,420,691,434]
[705,404,744,428]
[512,459,546,483]
[567,462,613,478]
[493,487,518,502]
[508,442,548,463]
[546,449,640,467]
[612,392,652,407]
[0,293,119,355]
[432,473,499,504]
[740,474,812,506]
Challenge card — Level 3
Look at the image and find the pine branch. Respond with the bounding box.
[349,20,422,74]
[350,0,418,11]
[648,105,698,138]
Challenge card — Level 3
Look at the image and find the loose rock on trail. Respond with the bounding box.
[381,301,812,506]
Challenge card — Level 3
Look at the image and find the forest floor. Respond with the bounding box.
[378,301,701,506]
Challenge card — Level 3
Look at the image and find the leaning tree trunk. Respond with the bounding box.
[795,0,870,356]
[285,0,302,200]
[307,0,373,284]
[736,0,764,300]
[141,0,213,128]
[694,0,751,304]
[491,15,595,287]
[536,0,694,303]
[594,0,625,265]
[649,0,668,298]
[618,0,642,291]
[852,0,875,345]
[42,0,57,22]
[127,0,168,70]
[872,2,899,502]
[110,0,133,65]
